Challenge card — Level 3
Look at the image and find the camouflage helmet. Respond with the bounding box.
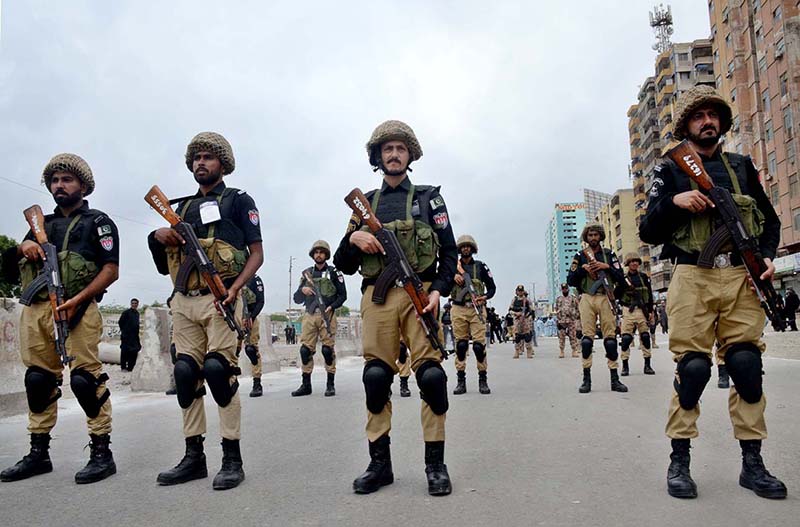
[366,120,423,169]
[42,153,95,196]
[516,284,525,292]
[624,252,642,266]
[581,223,606,243]
[309,240,331,260]
[672,85,732,141]
[185,132,236,175]
[456,234,478,254]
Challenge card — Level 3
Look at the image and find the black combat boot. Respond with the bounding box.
[610,369,628,392]
[644,357,655,375]
[0,433,53,482]
[478,371,491,395]
[75,434,117,484]
[667,438,697,498]
[213,438,245,490]
[249,378,263,398]
[291,372,312,397]
[157,435,208,485]
[621,359,630,376]
[165,387,177,395]
[578,368,591,394]
[399,377,411,398]
[353,435,393,494]
[453,371,467,395]
[717,365,730,389]
[324,372,336,397]
[738,440,787,499]
[424,441,452,496]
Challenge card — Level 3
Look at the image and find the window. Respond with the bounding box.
[790,175,799,198]
[725,33,732,48]
[677,52,689,61]
[776,38,785,58]
[756,28,764,44]
[727,60,735,75]
[774,6,782,22]
[771,184,780,206]
[793,209,800,231]
[788,142,796,166]
[709,1,714,13]
[753,0,759,15]
[733,115,740,132]
[759,55,767,72]
[716,75,722,89]
[762,88,770,112]
[769,151,777,175]
[781,73,789,97]
[784,107,794,139]
[713,50,719,63]
[765,120,773,141]
[731,87,737,102]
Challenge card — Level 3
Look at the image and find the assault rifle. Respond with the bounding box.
[622,276,653,319]
[583,246,620,328]
[453,268,486,324]
[302,269,334,335]
[144,185,245,340]
[344,188,446,359]
[667,140,785,331]
[19,205,75,365]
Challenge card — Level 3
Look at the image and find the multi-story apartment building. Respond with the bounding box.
[594,189,640,261]
[545,202,587,303]
[583,188,613,222]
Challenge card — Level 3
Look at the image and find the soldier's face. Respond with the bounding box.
[629,261,640,273]
[381,141,410,175]
[49,171,85,207]
[193,151,223,185]
[460,246,473,258]
[313,249,327,264]
[586,231,601,247]
[687,106,721,147]
[561,287,569,296]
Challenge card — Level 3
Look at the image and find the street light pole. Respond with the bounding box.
[288,256,296,310]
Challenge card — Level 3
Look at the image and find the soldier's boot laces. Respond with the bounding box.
[621,359,630,376]
[157,435,208,485]
[425,441,452,496]
[399,377,411,398]
[717,365,730,389]
[453,371,467,395]
[0,433,53,482]
[353,435,393,494]
[291,372,312,397]
[324,373,336,397]
[738,440,787,499]
[644,357,655,375]
[249,378,263,398]
[578,368,591,394]
[667,439,697,499]
[478,371,491,395]
[75,433,116,484]
[610,369,628,393]
[213,438,245,490]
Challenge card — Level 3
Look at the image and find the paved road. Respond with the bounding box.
[0,338,798,527]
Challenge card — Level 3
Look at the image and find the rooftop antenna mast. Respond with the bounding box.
[649,4,674,54]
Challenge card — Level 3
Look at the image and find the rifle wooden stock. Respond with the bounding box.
[144,185,183,226]
[667,141,715,191]
[24,205,48,245]
[345,189,383,231]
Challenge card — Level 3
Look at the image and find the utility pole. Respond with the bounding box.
[288,256,296,310]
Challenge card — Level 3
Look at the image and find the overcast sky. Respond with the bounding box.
[0,1,710,313]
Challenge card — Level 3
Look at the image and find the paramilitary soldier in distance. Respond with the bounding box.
[241,274,265,397]
[334,120,458,496]
[615,252,655,376]
[291,240,347,397]
[554,283,580,358]
[450,234,496,395]
[1,154,120,484]
[148,132,263,490]
[640,85,786,499]
[509,285,535,359]
[567,223,628,394]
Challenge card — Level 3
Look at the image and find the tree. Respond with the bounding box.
[270,313,288,322]
[335,305,350,317]
[0,234,21,298]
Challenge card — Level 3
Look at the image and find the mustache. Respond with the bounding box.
[701,125,717,133]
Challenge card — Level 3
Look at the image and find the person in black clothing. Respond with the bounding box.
[241,275,265,397]
[615,254,655,376]
[118,298,141,371]
[784,288,799,331]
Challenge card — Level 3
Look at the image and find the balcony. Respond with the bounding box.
[656,83,675,106]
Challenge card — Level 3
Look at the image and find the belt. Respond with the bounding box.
[185,288,212,297]
[674,252,743,268]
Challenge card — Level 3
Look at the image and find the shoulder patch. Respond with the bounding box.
[432,211,449,229]
[430,196,445,210]
[97,225,112,236]
[648,177,664,198]
[99,236,114,251]
[248,209,259,225]
[336,270,344,283]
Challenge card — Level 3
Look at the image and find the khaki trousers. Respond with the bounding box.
[20,301,111,435]
[621,308,651,360]
[172,292,243,440]
[451,303,488,372]
[557,320,579,354]
[361,285,445,442]
[247,316,262,378]
[299,312,337,374]
[579,293,618,369]
[665,265,767,440]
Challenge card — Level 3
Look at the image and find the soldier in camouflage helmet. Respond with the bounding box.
[614,252,655,376]
[149,131,263,491]
[554,283,580,358]
[2,153,120,485]
[335,119,457,496]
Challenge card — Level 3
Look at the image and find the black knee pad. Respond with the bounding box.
[514,332,524,343]
[725,343,763,404]
[244,344,259,366]
[455,340,469,361]
[603,337,618,361]
[524,333,533,343]
[640,331,651,349]
[473,342,486,362]
[581,337,594,359]
[321,345,335,366]
[620,333,634,351]
[299,345,313,365]
[398,342,408,364]
[415,361,449,415]
[70,368,110,419]
[174,354,205,409]
[363,360,394,414]
[169,343,178,365]
[675,352,712,410]
[203,352,240,408]
[24,366,61,414]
